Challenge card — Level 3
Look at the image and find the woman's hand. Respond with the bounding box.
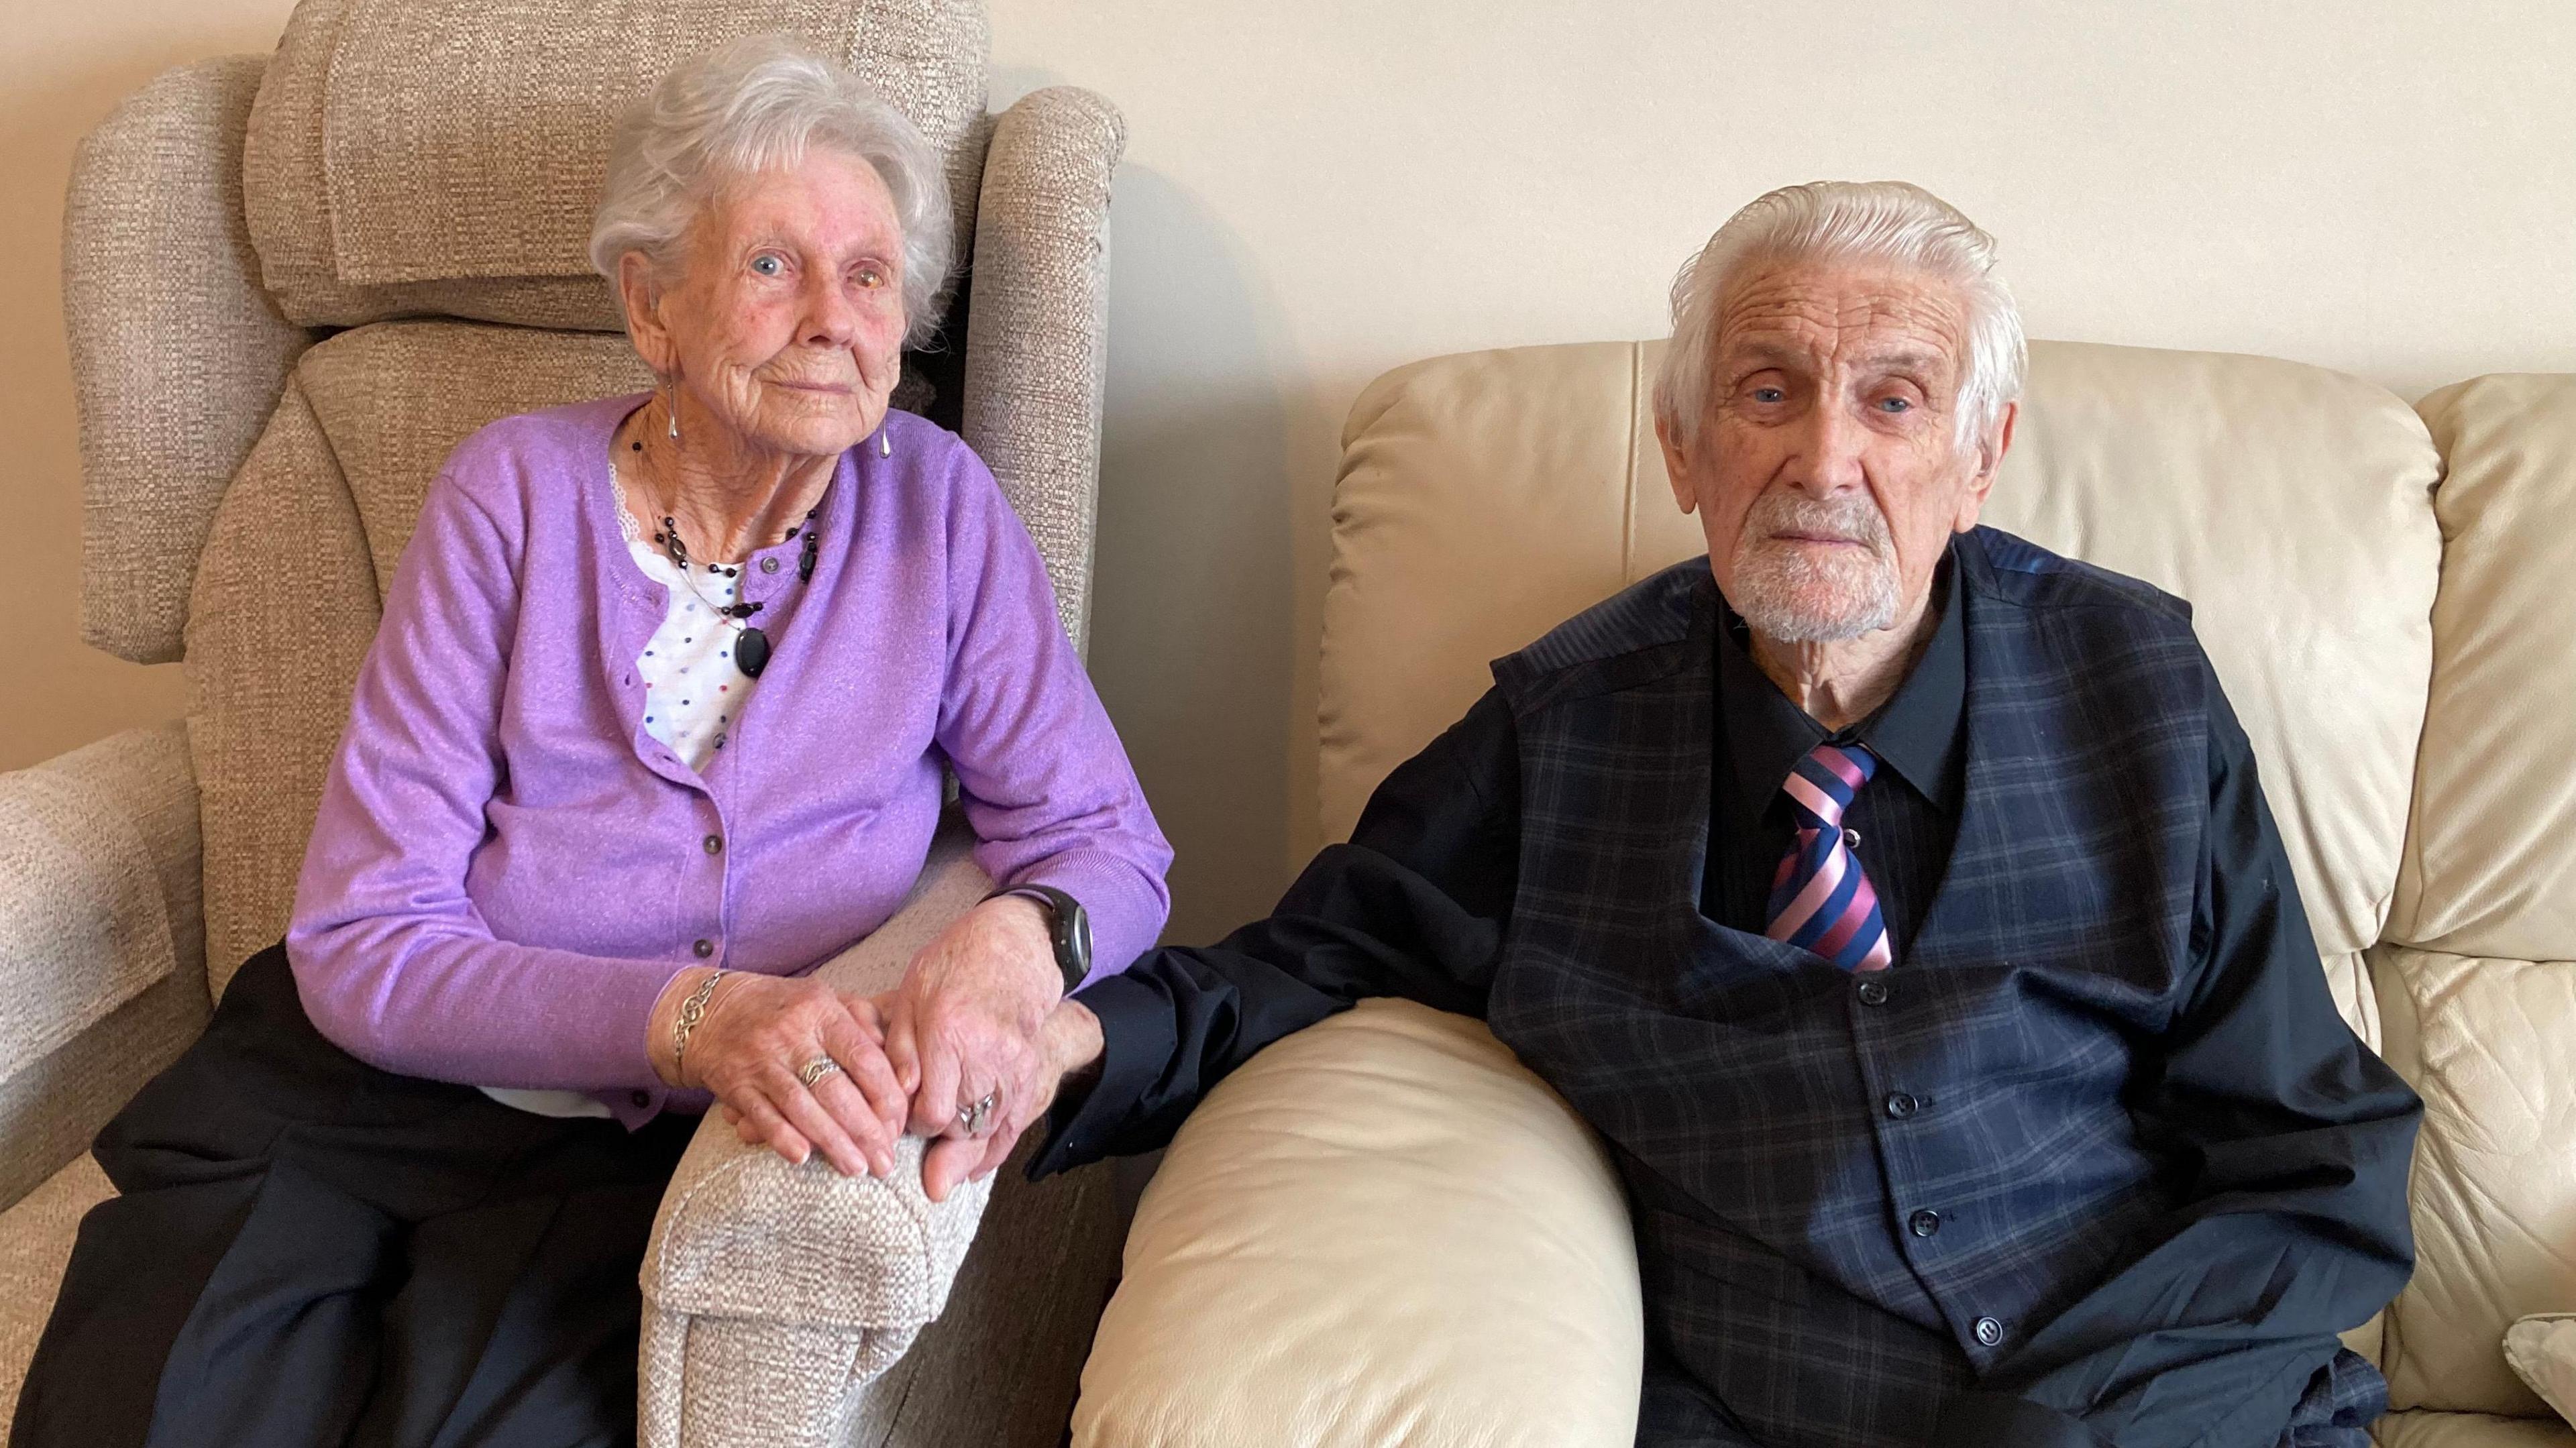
[877,896,1067,1150]
[649,968,906,1178]
[919,996,1104,1202]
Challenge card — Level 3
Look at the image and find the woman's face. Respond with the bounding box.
[627,150,910,460]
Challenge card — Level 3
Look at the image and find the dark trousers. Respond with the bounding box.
[11,942,695,1448]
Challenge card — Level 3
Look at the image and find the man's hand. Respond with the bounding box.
[920,995,1105,1202]
[879,895,1065,1145]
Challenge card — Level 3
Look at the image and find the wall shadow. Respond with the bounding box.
[1083,164,1297,946]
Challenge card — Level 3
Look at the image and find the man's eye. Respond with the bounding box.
[1878,396,1913,413]
[1752,387,1786,404]
[750,254,784,277]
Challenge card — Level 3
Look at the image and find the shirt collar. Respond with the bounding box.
[1715,544,1967,822]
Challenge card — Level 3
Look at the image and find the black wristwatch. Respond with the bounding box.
[985,883,1091,994]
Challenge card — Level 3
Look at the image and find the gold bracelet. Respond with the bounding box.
[670,968,728,1083]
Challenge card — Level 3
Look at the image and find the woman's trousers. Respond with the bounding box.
[9,941,696,1448]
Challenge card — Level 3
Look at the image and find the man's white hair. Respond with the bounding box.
[589,34,953,349]
[1652,180,2026,450]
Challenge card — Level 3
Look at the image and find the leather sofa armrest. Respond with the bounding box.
[65,57,312,665]
[960,86,1126,655]
[637,810,998,1448]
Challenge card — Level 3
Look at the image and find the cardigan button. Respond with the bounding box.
[693,938,715,958]
[761,556,780,574]
[630,1091,653,1109]
[703,834,722,854]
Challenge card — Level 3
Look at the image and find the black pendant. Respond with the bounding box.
[735,627,771,678]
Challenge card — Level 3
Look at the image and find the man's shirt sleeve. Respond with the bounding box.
[1935,659,2424,1448]
[1030,687,1523,1176]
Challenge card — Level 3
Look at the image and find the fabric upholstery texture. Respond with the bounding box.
[2506,1318,2576,1431]
[242,0,991,331]
[959,86,1124,651]
[64,56,311,666]
[0,724,196,1069]
[1075,998,1644,1448]
[0,724,208,1207]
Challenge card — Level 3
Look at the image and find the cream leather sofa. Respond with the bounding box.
[0,1,1128,1443]
[1075,340,2576,1448]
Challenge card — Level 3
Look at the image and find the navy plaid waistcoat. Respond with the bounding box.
[1485,526,2233,1445]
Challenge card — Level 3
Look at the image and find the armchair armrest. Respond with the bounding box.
[960,86,1126,655]
[638,810,998,1448]
[0,723,207,1207]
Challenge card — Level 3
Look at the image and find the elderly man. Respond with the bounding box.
[992,181,2423,1448]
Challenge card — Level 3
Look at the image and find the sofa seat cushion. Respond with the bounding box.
[2375,1410,2576,1448]
[1075,999,1642,1448]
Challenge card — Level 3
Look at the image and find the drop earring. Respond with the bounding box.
[666,384,680,441]
[879,429,891,457]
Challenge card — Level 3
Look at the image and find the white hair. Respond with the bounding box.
[1652,180,2025,450]
[589,34,953,348]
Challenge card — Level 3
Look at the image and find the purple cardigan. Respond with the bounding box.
[286,396,1172,1124]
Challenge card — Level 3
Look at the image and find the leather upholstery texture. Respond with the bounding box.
[1102,336,2569,1448]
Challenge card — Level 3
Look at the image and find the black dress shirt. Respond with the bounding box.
[1704,561,1966,954]
[1036,541,2418,1448]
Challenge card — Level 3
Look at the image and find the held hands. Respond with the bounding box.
[649,969,906,1178]
[690,897,1108,1199]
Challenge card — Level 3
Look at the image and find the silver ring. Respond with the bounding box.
[957,1090,998,1135]
[796,1056,843,1089]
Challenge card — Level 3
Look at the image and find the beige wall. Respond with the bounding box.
[11,3,2576,942]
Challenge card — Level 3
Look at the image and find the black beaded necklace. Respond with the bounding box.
[631,436,822,680]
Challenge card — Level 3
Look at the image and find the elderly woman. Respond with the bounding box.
[11,36,1167,1448]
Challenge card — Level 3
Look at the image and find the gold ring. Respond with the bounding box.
[797,1056,843,1089]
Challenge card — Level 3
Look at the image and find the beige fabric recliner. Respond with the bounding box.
[0,1,1128,1443]
[1075,341,2576,1448]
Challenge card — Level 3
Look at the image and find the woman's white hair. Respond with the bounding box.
[589,34,953,349]
[1653,180,2025,450]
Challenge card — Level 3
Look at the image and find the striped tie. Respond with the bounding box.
[1764,742,1894,972]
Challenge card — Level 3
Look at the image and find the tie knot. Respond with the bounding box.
[1782,742,1876,826]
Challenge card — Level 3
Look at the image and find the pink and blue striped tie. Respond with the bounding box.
[1764,742,1894,972]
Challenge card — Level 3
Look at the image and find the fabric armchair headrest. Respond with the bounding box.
[239,0,992,331]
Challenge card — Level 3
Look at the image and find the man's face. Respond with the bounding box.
[1658,260,2011,644]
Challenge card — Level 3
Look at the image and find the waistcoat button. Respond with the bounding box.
[693,938,715,958]
[1974,1317,2004,1347]
[1843,827,1861,848]
[1909,1209,1942,1237]
[1857,979,1889,1007]
[1884,1092,1918,1119]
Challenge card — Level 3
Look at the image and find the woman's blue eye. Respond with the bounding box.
[751,255,783,276]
